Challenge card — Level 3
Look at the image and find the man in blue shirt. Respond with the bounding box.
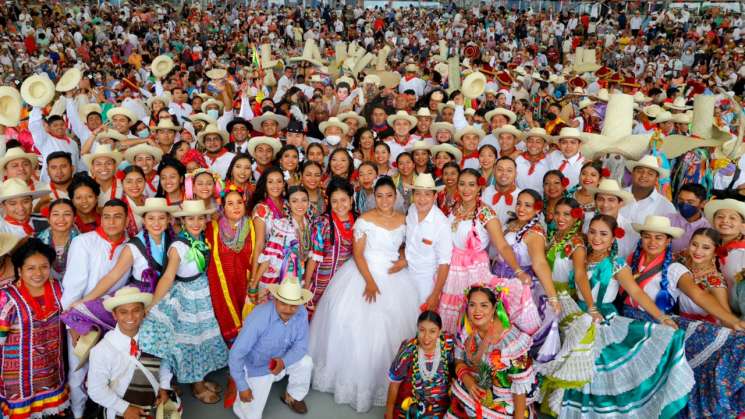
[229,278,313,419]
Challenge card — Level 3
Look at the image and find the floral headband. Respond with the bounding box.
[185,168,225,200]
[462,284,511,330]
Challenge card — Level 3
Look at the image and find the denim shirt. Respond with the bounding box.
[228,302,309,392]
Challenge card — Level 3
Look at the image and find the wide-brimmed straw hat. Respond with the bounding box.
[133,197,178,216]
[492,124,525,141]
[337,111,367,128]
[173,200,217,217]
[485,107,517,125]
[431,143,462,163]
[94,129,128,143]
[319,117,350,135]
[664,97,692,111]
[103,286,153,311]
[455,126,486,142]
[625,155,670,178]
[703,199,745,224]
[250,111,289,131]
[0,86,22,127]
[430,122,455,138]
[0,178,50,203]
[659,94,732,158]
[124,143,164,165]
[151,55,175,79]
[247,136,282,159]
[82,143,123,168]
[266,277,313,305]
[196,124,229,147]
[406,140,432,153]
[581,93,650,160]
[152,118,180,133]
[0,232,21,257]
[73,330,100,366]
[107,106,138,127]
[205,68,227,80]
[55,67,82,92]
[0,147,39,177]
[411,173,444,192]
[523,127,552,142]
[79,103,102,121]
[632,215,684,238]
[553,127,585,143]
[585,179,635,206]
[386,110,417,127]
[20,74,55,107]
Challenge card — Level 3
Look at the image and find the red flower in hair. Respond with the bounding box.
[533,200,544,211]
[570,207,584,219]
[561,177,570,188]
[40,207,50,218]
[613,227,625,239]
[716,246,729,259]
[392,161,398,169]
[601,167,611,178]
[115,170,126,181]
[478,177,487,187]
[268,359,278,370]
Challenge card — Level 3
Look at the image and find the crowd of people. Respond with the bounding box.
[0,1,744,418]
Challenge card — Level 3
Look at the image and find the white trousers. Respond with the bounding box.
[410,270,435,305]
[233,355,313,419]
[67,334,88,418]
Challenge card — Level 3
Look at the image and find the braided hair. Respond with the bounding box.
[630,236,675,314]
[513,189,543,243]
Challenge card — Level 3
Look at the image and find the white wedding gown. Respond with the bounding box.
[309,218,419,412]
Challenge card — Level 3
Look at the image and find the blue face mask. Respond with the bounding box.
[137,129,150,138]
[206,109,220,120]
[676,202,699,219]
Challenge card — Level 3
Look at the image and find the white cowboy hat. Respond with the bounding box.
[578,98,595,110]
[337,111,367,128]
[0,232,21,257]
[0,86,22,127]
[151,55,175,79]
[200,98,224,113]
[124,143,164,165]
[431,143,462,163]
[593,88,610,102]
[250,111,289,132]
[462,71,486,98]
[20,74,55,107]
[664,97,692,111]
[523,127,552,142]
[632,91,651,103]
[404,63,420,73]
[455,126,486,142]
[642,104,663,119]
[362,74,381,87]
[78,103,102,121]
[72,330,100,366]
[415,108,433,118]
[434,62,449,77]
[266,277,313,306]
[585,178,635,206]
[151,118,181,133]
[368,70,401,89]
[386,110,417,127]
[0,147,39,177]
[173,199,217,217]
[189,113,217,126]
[289,39,324,67]
[411,173,444,192]
[492,124,525,141]
[437,101,456,113]
[406,140,432,153]
[653,111,673,124]
[625,154,670,178]
[0,178,50,203]
[106,106,138,127]
[94,129,128,143]
[196,124,229,147]
[573,48,601,73]
[55,67,82,92]
[553,127,585,143]
[485,107,517,125]
[103,286,153,311]
[430,122,455,138]
[247,136,282,159]
[82,143,124,169]
[205,68,227,80]
[632,215,684,238]
[319,117,350,135]
[581,93,650,160]
[133,197,178,216]
[659,95,732,159]
[260,43,284,69]
[703,199,745,224]
[146,94,171,110]
[670,111,692,124]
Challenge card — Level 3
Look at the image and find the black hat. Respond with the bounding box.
[286,119,305,134]
[226,117,251,133]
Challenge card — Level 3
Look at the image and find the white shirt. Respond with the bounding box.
[87,326,172,419]
[398,77,426,98]
[61,231,131,309]
[29,107,81,183]
[515,154,549,196]
[97,179,124,208]
[481,186,520,227]
[204,151,236,179]
[619,187,677,225]
[385,137,416,164]
[547,150,584,189]
[168,102,192,125]
[405,204,452,276]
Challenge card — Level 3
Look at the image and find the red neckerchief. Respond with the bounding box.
[332,212,354,242]
[4,216,34,235]
[75,213,100,233]
[498,148,516,159]
[165,191,184,206]
[461,151,479,168]
[205,148,229,164]
[99,179,118,201]
[492,185,516,206]
[718,239,745,265]
[18,280,57,320]
[393,135,411,147]
[48,132,70,144]
[404,75,416,82]
[145,173,158,193]
[522,152,546,175]
[50,183,64,199]
[641,119,656,131]
[95,226,126,260]
[130,338,139,357]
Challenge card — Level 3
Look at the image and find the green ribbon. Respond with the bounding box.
[496,298,510,329]
[180,232,209,273]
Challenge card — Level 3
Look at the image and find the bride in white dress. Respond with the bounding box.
[309,176,420,413]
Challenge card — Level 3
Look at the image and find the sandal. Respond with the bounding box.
[192,385,220,405]
[203,381,222,393]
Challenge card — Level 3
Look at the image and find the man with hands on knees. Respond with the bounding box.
[229,277,313,419]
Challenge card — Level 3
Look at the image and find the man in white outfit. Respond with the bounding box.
[404,174,453,307]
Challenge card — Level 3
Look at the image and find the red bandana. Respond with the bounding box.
[522,152,546,175]
[205,148,229,164]
[18,280,57,320]
[95,226,126,260]
[4,216,34,235]
[49,133,71,144]
[130,339,139,357]
[718,240,745,265]
[491,186,516,206]
[332,212,354,242]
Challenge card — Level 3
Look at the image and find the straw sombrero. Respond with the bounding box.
[103,286,153,311]
[151,55,175,79]
[386,111,417,127]
[462,71,486,98]
[173,199,217,217]
[430,122,455,138]
[106,107,138,127]
[337,111,367,128]
[632,215,684,238]
[0,147,39,177]
[455,126,486,142]
[625,155,670,178]
[124,143,164,165]
[659,94,732,158]
[249,111,289,131]
[585,179,635,206]
[411,173,444,192]
[94,129,128,143]
[523,127,552,142]
[20,74,55,107]
[133,197,178,216]
[0,232,21,257]
[703,199,745,224]
[319,117,350,135]
[151,118,181,133]
[266,277,313,305]
[431,143,462,163]
[0,86,22,127]
[485,108,517,125]
[196,124,229,147]
[492,124,525,141]
[0,178,50,203]
[247,136,282,159]
[205,68,227,80]
[82,143,123,169]
[55,67,82,92]
[581,93,650,160]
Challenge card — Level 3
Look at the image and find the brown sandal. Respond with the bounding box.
[203,381,222,393]
[192,385,220,404]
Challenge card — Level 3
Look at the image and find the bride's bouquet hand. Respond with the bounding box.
[363,281,381,303]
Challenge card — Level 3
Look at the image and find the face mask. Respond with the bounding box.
[473,123,483,130]
[137,129,150,138]
[545,112,557,120]
[326,135,341,146]
[677,202,699,219]
[206,109,220,120]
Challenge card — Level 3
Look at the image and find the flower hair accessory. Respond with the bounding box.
[220,183,245,198]
[115,170,126,181]
[601,167,611,178]
[560,177,570,188]
[533,200,544,211]
[462,284,511,329]
[570,207,584,219]
[477,176,487,187]
[613,227,625,239]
